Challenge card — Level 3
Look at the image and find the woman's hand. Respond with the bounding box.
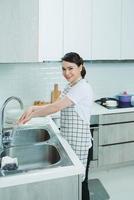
[17,106,39,124]
[17,96,73,125]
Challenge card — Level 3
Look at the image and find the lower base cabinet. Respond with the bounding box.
[98,142,134,166]
[97,112,134,168]
[0,175,81,200]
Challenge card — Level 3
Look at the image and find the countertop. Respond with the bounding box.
[91,102,134,115]
[0,117,85,188]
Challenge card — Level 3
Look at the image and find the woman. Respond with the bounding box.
[18,52,93,199]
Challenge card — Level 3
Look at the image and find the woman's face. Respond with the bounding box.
[62,61,82,84]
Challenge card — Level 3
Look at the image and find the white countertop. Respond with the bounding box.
[0,117,85,188]
[91,102,134,115]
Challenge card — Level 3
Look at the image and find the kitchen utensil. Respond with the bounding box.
[95,97,118,108]
[117,91,134,108]
[105,100,118,108]
[51,84,61,103]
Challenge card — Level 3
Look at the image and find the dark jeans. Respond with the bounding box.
[82,148,92,200]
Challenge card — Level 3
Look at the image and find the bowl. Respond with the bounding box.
[105,100,118,108]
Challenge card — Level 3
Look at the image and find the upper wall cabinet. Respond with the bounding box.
[91,0,122,60]
[121,0,134,59]
[39,0,63,61]
[1,0,134,62]
[63,0,92,60]
[0,0,39,63]
[0,0,63,63]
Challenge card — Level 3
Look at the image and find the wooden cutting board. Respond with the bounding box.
[51,84,61,103]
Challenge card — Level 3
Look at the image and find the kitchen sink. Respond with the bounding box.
[0,144,60,172]
[0,126,72,176]
[4,127,50,146]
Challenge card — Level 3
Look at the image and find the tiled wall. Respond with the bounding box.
[0,62,65,107]
[87,61,134,99]
[0,61,134,108]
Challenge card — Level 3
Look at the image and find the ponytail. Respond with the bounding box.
[81,65,86,78]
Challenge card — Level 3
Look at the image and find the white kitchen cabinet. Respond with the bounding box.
[0,0,39,63]
[63,0,134,60]
[0,0,63,63]
[1,0,134,62]
[63,0,92,60]
[91,0,121,60]
[39,0,63,61]
[121,0,134,59]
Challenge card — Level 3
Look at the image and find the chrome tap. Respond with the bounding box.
[0,96,24,149]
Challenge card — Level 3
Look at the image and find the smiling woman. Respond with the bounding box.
[18,52,93,200]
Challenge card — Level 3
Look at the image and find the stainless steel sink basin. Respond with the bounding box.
[10,128,50,146]
[0,126,73,176]
[0,144,60,172]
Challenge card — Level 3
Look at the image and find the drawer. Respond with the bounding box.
[99,112,134,124]
[98,142,134,166]
[99,122,134,145]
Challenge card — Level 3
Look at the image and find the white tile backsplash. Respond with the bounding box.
[0,62,65,107]
[0,61,134,108]
[86,61,134,99]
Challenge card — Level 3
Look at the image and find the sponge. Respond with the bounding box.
[1,156,18,171]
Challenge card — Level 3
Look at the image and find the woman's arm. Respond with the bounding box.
[18,96,73,124]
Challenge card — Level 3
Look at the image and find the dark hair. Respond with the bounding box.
[61,52,86,78]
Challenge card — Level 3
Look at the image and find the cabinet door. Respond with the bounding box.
[99,123,134,145]
[39,0,63,61]
[99,143,134,166]
[0,0,38,63]
[121,0,134,59]
[99,112,134,124]
[92,0,121,60]
[0,176,79,200]
[63,0,92,60]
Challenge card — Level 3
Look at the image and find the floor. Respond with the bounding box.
[89,164,134,200]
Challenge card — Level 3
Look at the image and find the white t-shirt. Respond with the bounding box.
[66,79,93,124]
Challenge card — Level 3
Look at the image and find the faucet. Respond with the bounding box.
[0,96,24,149]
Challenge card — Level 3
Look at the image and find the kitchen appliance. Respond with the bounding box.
[95,95,134,109]
[116,91,134,108]
[95,97,119,109]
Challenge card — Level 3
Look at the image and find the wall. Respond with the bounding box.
[0,61,134,108]
[0,62,64,108]
[87,61,134,99]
